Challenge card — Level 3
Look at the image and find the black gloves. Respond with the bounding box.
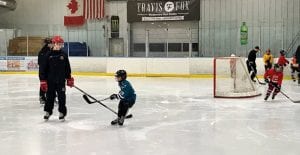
[264,78,270,83]
[110,94,119,100]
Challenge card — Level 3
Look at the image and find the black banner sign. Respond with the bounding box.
[127,0,200,22]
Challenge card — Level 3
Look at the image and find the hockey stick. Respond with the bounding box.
[74,86,133,118]
[249,65,266,85]
[83,95,110,104]
[267,82,300,103]
[82,95,133,118]
[279,90,300,103]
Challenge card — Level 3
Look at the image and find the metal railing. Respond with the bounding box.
[287,31,300,54]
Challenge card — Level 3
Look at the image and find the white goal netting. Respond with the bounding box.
[213,57,261,98]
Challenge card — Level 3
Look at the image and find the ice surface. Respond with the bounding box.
[0,74,300,155]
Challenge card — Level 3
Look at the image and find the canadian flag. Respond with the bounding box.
[64,0,85,26]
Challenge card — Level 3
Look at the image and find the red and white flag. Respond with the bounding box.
[64,0,85,26]
[83,0,105,19]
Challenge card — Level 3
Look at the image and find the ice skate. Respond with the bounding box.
[272,94,276,100]
[59,113,65,122]
[44,112,51,121]
[111,117,119,125]
[264,95,269,101]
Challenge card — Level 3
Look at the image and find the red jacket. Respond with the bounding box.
[264,69,283,85]
[277,55,289,66]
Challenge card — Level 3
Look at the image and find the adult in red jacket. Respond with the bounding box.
[264,64,283,101]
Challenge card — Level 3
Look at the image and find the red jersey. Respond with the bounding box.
[277,55,289,66]
[264,69,283,85]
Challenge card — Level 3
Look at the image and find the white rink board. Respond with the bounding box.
[67,57,292,75]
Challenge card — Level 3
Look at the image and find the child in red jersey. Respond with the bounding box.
[277,50,289,67]
[264,64,283,101]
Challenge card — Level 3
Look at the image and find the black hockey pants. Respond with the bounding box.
[44,82,67,116]
[247,60,257,80]
[118,100,134,117]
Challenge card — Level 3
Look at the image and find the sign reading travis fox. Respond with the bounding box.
[127,0,200,22]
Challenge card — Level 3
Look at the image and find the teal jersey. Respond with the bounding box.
[118,80,136,103]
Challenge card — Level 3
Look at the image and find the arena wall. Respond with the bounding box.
[67,57,291,77]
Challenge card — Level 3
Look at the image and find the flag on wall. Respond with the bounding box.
[64,0,85,26]
[84,0,105,19]
[64,0,105,26]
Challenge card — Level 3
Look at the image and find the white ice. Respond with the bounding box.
[0,74,300,155]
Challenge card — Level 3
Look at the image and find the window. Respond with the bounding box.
[111,16,119,38]
[183,43,189,51]
[133,43,145,52]
[149,43,165,52]
[168,43,182,52]
[192,43,199,51]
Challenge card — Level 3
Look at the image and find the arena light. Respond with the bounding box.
[0,0,16,10]
[0,0,7,6]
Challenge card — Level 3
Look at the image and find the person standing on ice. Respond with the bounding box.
[39,35,74,121]
[38,37,52,105]
[263,48,273,72]
[246,46,260,82]
[110,70,136,126]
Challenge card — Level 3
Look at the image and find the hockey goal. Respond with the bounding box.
[213,57,261,98]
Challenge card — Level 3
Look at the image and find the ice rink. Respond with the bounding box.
[0,74,300,155]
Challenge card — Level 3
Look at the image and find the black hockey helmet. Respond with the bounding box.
[280,49,286,55]
[115,70,127,80]
[274,63,283,72]
[44,37,52,44]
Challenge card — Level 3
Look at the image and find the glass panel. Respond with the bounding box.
[168,43,182,52]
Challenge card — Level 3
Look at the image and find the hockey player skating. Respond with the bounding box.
[263,48,273,72]
[247,46,260,82]
[110,70,136,126]
[277,50,289,67]
[264,64,283,101]
[38,38,51,105]
[39,35,74,121]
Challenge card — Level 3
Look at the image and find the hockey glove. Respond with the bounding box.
[67,77,74,88]
[110,94,119,100]
[270,82,279,88]
[275,85,281,91]
[264,78,270,83]
[40,80,48,92]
